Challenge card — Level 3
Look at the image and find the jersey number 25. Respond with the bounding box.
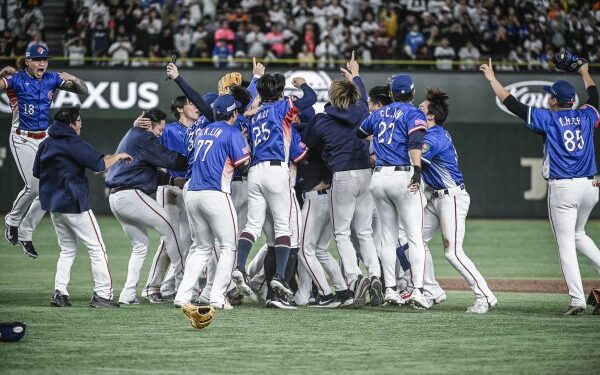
[252,123,271,147]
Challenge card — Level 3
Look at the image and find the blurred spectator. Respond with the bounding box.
[434,37,455,70]
[91,20,110,64]
[174,26,192,64]
[297,42,315,67]
[108,35,134,66]
[89,0,109,27]
[246,24,266,58]
[65,37,86,66]
[458,40,480,70]
[404,24,425,59]
[315,35,338,68]
[265,24,285,59]
[212,39,233,68]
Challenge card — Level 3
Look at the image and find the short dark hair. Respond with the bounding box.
[143,108,167,123]
[392,91,413,103]
[256,74,286,103]
[54,106,80,124]
[369,86,392,106]
[425,87,449,124]
[555,99,573,109]
[170,96,188,120]
[229,85,251,111]
[215,111,236,122]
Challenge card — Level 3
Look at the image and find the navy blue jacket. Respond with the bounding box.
[33,121,105,213]
[301,77,371,173]
[105,127,187,195]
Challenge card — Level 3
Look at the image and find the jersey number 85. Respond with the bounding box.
[563,129,584,152]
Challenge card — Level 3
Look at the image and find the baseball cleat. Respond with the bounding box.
[563,305,585,316]
[266,296,297,310]
[384,288,405,306]
[161,292,176,301]
[226,288,244,305]
[50,290,72,307]
[308,294,341,308]
[352,275,370,308]
[369,277,384,306]
[118,298,140,305]
[466,297,498,314]
[426,293,448,308]
[5,224,18,245]
[194,295,210,305]
[335,289,354,307]
[407,289,429,309]
[270,276,294,299]
[89,292,119,308]
[232,268,258,302]
[211,299,233,310]
[147,292,163,304]
[20,241,38,258]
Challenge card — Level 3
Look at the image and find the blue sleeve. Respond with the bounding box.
[247,76,259,109]
[3,73,18,89]
[293,84,317,110]
[526,107,550,133]
[352,76,368,106]
[581,104,600,128]
[73,139,106,172]
[229,129,251,166]
[359,112,376,136]
[289,127,308,163]
[174,76,214,123]
[407,109,428,135]
[50,71,65,90]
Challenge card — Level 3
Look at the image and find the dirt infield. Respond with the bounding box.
[439,278,600,293]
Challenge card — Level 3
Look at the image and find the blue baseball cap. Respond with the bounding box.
[25,44,50,59]
[0,322,26,342]
[389,74,415,95]
[543,80,576,103]
[203,92,219,106]
[212,94,241,116]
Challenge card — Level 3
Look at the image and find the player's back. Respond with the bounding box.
[527,105,598,179]
[249,98,296,165]
[421,125,464,190]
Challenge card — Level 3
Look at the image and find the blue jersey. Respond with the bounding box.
[185,115,211,179]
[188,121,250,193]
[526,104,599,179]
[359,102,427,166]
[3,70,64,131]
[249,98,298,166]
[421,125,464,190]
[289,127,308,163]
[161,122,189,178]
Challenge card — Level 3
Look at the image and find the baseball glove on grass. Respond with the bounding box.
[553,50,588,73]
[587,288,600,315]
[181,304,216,329]
[217,72,243,95]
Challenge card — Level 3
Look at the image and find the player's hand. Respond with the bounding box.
[166,63,179,80]
[133,112,152,129]
[244,106,261,117]
[479,58,495,81]
[407,165,421,192]
[0,66,16,78]
[252,57,265,77]
[59,72,77,82]
[341,50,359,81]
[292,77,307,88]
[118,152,133,163]
[578,62,589,74]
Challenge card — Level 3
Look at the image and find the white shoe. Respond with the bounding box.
[408,289,429,309]
[232,269,258,302]
[467,296,497,314]
[384,288,405,306]
[118,297,140,305]
[195,295,210,305]
[211,299,233,310]
[426,292,447,308]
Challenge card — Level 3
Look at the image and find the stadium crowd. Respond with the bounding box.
[2,1,600,70]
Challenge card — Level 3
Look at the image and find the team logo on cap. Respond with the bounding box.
[38,46,45,54]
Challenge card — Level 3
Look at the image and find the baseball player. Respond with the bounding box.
[174,94,250,309]
[418,87,496,313]
[1,44,88,258]
[232,72,317,301]
[105,109,188,305]
[480,58,600,315]
[33,106,131,308]
[301,54,380,307]
[358,74,429,309]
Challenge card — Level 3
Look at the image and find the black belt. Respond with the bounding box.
[232,176,248,181]
[110,187,135,194]
[432,184,465,198]
[269,160,282,166]
[373,165,411,172]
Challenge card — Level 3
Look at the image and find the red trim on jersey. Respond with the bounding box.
[233,154,250,167]
[408,126,427,135]
[282,102,299,141]
[292,148,308,163]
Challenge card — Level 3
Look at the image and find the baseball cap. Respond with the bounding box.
[25,44,50,59]
[543,80,576,103]
[0,322,26,342]
[203,92,219,106]
[212,94,241,116]
[389,74,415,95]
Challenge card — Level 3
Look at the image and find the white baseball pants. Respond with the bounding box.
[109,189,185,302]
[144,185,191,296]
[231,179,249,233]
[370,167,426,289]
[330,169,380,285]
[176,190,238,305]
[548,177,600,307]
[6,129,46,241]
[50,210,113,299]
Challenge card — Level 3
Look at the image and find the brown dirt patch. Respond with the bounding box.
[439,278,600,293]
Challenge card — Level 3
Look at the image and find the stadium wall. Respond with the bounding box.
[0,69,598,218]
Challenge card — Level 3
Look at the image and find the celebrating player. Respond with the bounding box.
[418,87,497,313]
[33,106,131,308]
[358,74,429,309]
[480,57,600,315]
[1,44,88,257]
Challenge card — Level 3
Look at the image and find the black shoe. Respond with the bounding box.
[20,241,38,258]
[369,276,384,306]
[147,292,163,304]
[50,290,72,307]
[309,293,341,308]
[226,288,244,305]
[5,224,18,245]
[352,275,370,308]
[89,292,119,308]
[335,289,354,307]
[266,296,297,310]
[270,276,294,299]
[564,305,585,316]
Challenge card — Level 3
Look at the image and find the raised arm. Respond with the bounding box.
[291,77,317,110]
[0,66,16,90]
[247,57,265,106]
[103,153,133,169]
[340,51,367,104]
[579,64,598,109]
[59,72,89,95]
[480,58,528,121]
[167,63,215,122]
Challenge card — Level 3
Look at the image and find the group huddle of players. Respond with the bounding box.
[3,45,599,316]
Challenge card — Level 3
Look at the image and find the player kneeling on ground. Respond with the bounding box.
[33,106,131,308]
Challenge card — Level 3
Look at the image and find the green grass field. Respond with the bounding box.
[1,217,600,374]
